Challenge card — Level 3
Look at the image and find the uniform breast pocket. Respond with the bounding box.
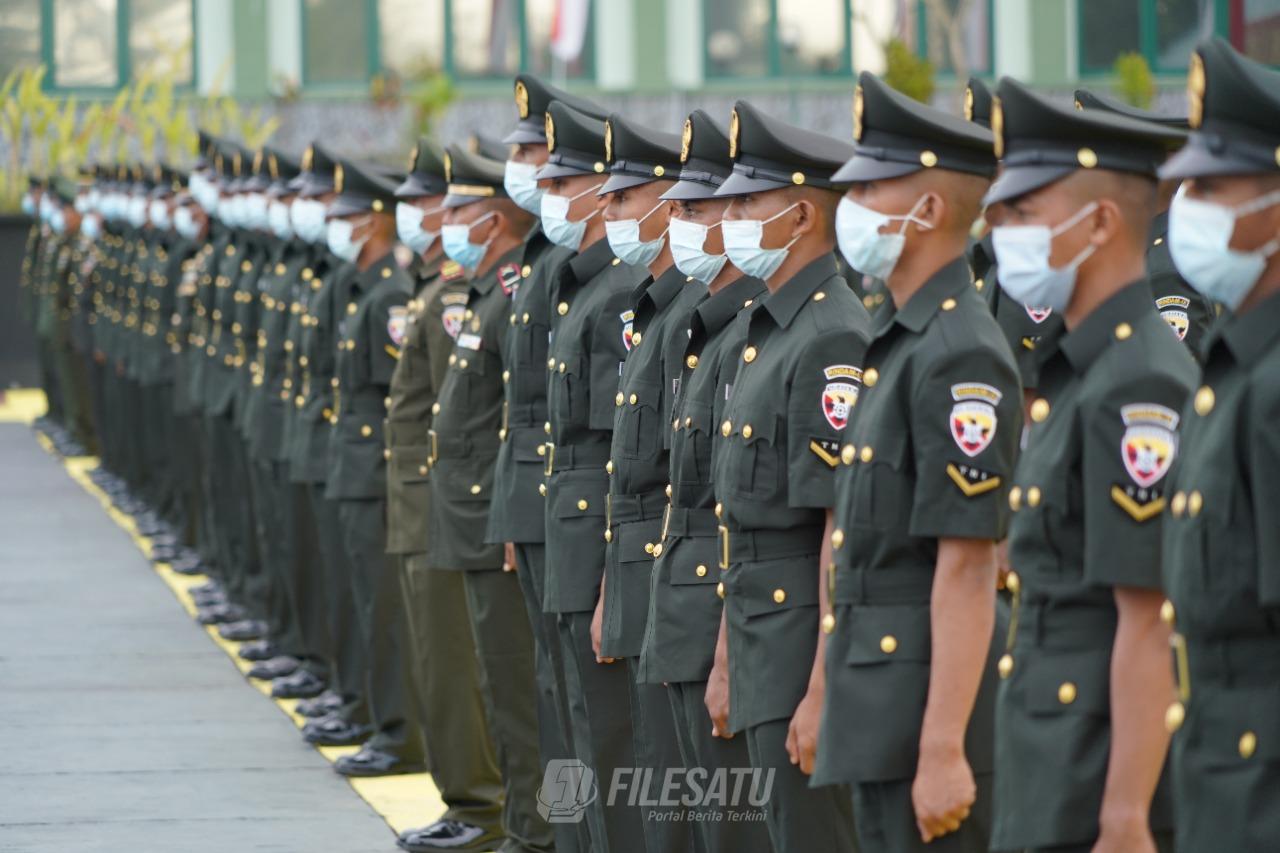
[516,320,550,363]
[452,347,488,405]
[1026,457,1083,576]
[851,429,911,529]
[619,378,662,460]
[549,349,589,427]
[680,400,714,485]
[730,413,783,500]
[1182,464,1252,607]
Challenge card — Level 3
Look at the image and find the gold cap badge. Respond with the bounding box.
[992,97,1005,159]
[515,80,529,119]
[301,145,313,172]
[728,109,740,159]
[680,118,692,164]
[604,120,613,163]
[545,112,556,153]
[1188,52,1206,129]
[853,85,865,142]
[964,86,975,122]
[333,163,344,194]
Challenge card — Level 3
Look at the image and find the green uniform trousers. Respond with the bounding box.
[743,718,856,853]
[283,481,333,672]
[668,680,772,852]
[557,610,646,853]
[852,774,992,853]
[398,554,503,831]
[626,659,694,852]
[249,458,306,659]
[309,484,368,725]
[462,568,553,853]
[53,342,94,452]
[337,498,424,761]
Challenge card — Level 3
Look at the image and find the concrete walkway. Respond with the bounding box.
[0,423,398,852]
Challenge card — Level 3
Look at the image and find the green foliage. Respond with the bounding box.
[1113,52,1155,109]
[883,38,935,104]
[406,71,456,138]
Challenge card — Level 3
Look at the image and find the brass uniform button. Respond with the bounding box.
[539,483,547,496]
[615,392,624,407]
[998,654,1013,679]
[606,460,614,474]
[686,354,699,369]
[717,582,725,599]
[695,565,708,577]
[544,421,552,435]
[1161,600,1176,626]
[521,264,532,277]
[831,529,844,549]
[347,302,357,315]
[431,402,441,415]
[361,425,373,437]
[1172,492,1187,517]
[459,359,468,369]
[653,543,663,557]
[536,445,546,457]
[1009,486,1023,512]
[1239,731,1257,759]
[383,449,391,460]
[448,354,457,365]
[742,424,753,439]
[714,502,723,519]
[502,370,510,382]
[721,420,732,437]
[841,445,856,465]
[1031,398,1050,423]
[1165,701,1185,733]
[880,635,898,654]
[860,446,874,463]
[863,368,879,387]
[470,484,482,495]
[604,529,613,543]
[1188,491,1203,517]
[940,297,957,311]
[557,301,569,316]
[577,499,588,511]
[629,393,638,405]
[813,291,826,302]
[645,543,656,555]
[1058,682,1077,704]
[632,332,642,346]
[821,613,836,634]
[1115,322,1132,340]
[418,465,428,476]
[1027,486,1042,507]
[558,362,566,373]
[1194,386,1214,416]
[773,588,786,604]
[742,346,757,363]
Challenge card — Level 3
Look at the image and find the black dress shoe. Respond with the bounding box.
[296,691,344,718]
[218,619,268,641]
[247,655,300,680]
[189,589,226,607]
[171,559,208,577]
[271,669,326,699]
[188,580,222,596]
[196,603,249,625]
[150,545,180,563]
[237,639,280,662]
[397,820,502,852]
[334,745,426,777]
[302,715,372,746]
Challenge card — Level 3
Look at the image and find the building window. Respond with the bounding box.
[447,0,520,78]
[523,0,594,78]
[1235,0,1280,65]
[378,0,444,79]
[704,0,852,78]
[0,0,42,82]
[130,0,193,84]
[1079,0,1216,73]
[914,0,993,78]
[302,0,374,86]
[51,0,119,88]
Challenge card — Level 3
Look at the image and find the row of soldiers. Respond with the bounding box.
[18,35,1280,853]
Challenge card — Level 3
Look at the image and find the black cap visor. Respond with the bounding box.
[983,164,1075,207]
[832,154,922,183]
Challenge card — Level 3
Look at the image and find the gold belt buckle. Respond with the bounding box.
[659,504,671,543]
[605,494,612,530]
[544,442,555,476]
[718,525,730,570]
[1170,633,1191,702]
[428,429,439,466]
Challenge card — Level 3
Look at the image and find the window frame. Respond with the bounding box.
[300,0,380,90]
[914,0,995,80]
[39,0,198,94]
[1075,0,1228,77]
[701,0,854,81]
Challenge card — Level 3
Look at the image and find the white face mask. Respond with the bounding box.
[74,195,90,214]
[669,216,728,284]
[174,205,200,241]
[269,200,294,240]
[992,202,1098,313]
[441,211,497,270]
[541,182,604,250]
[327,216,369,263]
[1168,184,1280,312]
[835,195,931,281]
[605,200,668,268]
[244,193,269,230]
[128,196,149,228]
[396,202,440,254]
[81,214,102,241]
[149,199,170,230]
[504,160,545,214]
[722,202,800,281]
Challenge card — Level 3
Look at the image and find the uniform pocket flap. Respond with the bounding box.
[683,399,713,435]
[735,557,821,617]
[1193,686,1280,766]
[341,416,383,444]
[1024,647,1111,716]
[622,377,663,412]
[553,349,586,378]
[551,476,609,519]
[859,426,909,470]
[666,536,721,586]
[843,604,932,665]
[615,517,663,563]
[511,429,548,463]
[392,445,432,482]
[736,411,780,446]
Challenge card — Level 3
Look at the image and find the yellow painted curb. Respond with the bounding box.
[0,388,48,424]
[52,440,453,840]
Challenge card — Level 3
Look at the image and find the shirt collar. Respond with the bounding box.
[352,250,399,291]
[1149,209,1169,242]
[472,244,525,297]
[635,265,688,315]
[695,274,767,337]
[763,253,840,329]
[1058,279,1153,374]
[887,256,972,334]
[1216,289,1280,365]
[567,236,615,284]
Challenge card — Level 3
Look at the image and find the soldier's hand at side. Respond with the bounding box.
[1092,816,1157,853]
[785,685,824,775]
[912,746,975,842]
[503,541,516,572]
[590,587,613,664]
[705,660,732,739]
[995,538,1011,590]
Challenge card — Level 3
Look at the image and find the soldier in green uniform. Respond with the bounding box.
[808,72,1017,853]
[707,100,867,851]
[537,99,651,852]
[404,144,548,853]
[1158,38,1280,853]
[595,112,698,853]
[318,157,425,772]
[1074,87,1217,358]
[639,107,772,850]
[983,78,1193,853]
[487,75,603,853]
[384,140,509,848]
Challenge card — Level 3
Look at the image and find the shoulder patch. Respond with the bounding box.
[1121,403,1178,489]
[387,305,409,346]
[621,309,636,352]
[440,292,467,339]
[810,438,841,468]
[1025,306,1053,324]
[498,262,521,297]
[1155,295,1191,341]
[822,364,862,430]
[950,382,1002,457]
[441,260,464,282]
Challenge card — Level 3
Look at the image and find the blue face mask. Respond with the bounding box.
[50,209,66,234]
[605,201,668,268]
[81,214,102,241]
[20,194,34,216]
[396,202,440,254]
[504,160,544,214]
[541,182,603,250]
[327,217,369,263]
[441,211,496,270]
[669,216,728,284]
[1168,185,1280,312]
[722,202,800,281]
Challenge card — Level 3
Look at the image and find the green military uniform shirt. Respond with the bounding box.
[814,256,1021,787]
[712,253,871,732]
[542,239,648,615]
[384,257,468,556]
[638,274,765,685]
[1162,290,1280,853]
[289,251,351,485]
[601,266,706,658]
[992,280,1193,850]
[1146,210,1216,358]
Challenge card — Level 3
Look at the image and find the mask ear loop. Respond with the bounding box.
[894,194,936,235]
[1050,202,1101,271]
[638,200,670,241]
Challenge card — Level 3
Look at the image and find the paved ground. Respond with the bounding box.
[0,423,399,852]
